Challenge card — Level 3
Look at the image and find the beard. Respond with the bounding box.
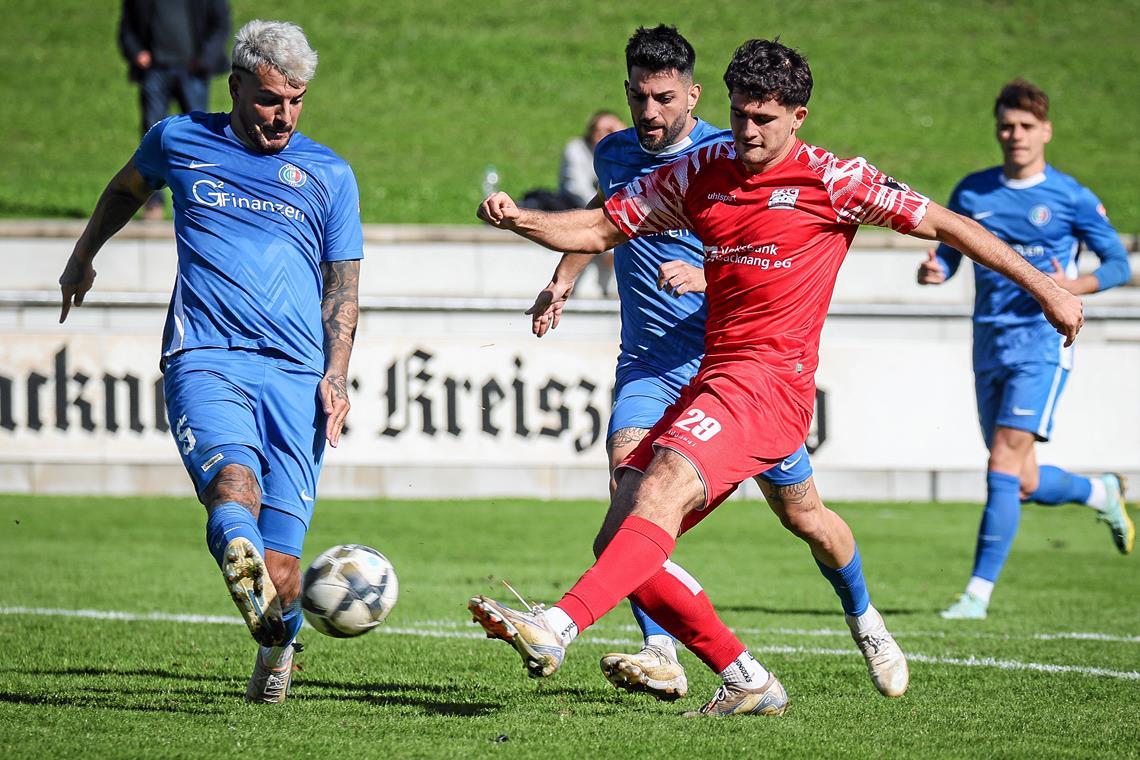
[636,112,688,152]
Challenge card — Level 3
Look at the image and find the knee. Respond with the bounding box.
[266,552,301,607]
[779,502,825,541]
[202,464,261,510]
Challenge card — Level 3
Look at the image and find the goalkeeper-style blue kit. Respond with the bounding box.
[135,112,363,557]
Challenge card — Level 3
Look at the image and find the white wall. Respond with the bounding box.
[2,224,1137,502]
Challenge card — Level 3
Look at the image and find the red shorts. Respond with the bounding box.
[618,370,811,525]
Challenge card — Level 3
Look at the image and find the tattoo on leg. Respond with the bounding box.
[203,465,261,511]
[768,479,811,509]
[608,427,649,451]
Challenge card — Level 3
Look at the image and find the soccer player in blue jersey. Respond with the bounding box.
[58,20,363,700]
[524,25,906,699]
[919,79,1133,619]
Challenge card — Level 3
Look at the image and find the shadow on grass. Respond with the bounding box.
[0,666,502,717]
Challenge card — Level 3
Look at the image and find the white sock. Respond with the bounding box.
[1086,477,1108,510]
[260,644,292,669]
[543,606,579,646]
[966,576,995,603]
[718,651,770,687]
[847,604,882,635]
[645,634,677,657]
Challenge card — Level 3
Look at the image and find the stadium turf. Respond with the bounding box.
[0,495,1136,758]
[2,0,1138,228]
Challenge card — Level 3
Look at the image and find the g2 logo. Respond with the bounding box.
[672,408,722,441]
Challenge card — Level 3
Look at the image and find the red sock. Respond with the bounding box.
[556,516,675,631]
[630,560,746,672]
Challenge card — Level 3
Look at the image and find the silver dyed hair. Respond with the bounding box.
[232,20,318,85]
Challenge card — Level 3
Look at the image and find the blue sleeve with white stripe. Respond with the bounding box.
[1072,186,1130,291]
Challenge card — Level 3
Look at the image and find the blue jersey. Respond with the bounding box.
[134,112,364,374]
[594,119,731,376]
[935,165,1129,372]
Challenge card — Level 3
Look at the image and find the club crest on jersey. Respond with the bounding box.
[1028,204,1051,226]
[279,163,307,188]
[768,188,800,210]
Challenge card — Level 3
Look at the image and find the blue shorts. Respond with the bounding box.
[610,360,813,486]
[975,362,1069,449]
[163,348,325,557]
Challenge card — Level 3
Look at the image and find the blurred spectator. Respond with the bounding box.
[520,111,625,296]
[521,111,625,212]
[560,110,625,207]
[118,0,231,219]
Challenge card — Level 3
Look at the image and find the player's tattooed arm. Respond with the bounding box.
[59,158,157,322]
[319,259,360,447]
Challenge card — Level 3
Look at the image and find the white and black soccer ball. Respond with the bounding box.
[301,544,398,638]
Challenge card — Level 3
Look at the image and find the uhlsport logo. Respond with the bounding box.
[768,188,800,210]
[1028,204,1051,226]
[279,163,307,188]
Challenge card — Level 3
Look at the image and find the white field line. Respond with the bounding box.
[419,618,1140,644]
[2,606,1138,682]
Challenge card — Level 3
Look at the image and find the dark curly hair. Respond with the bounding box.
[994,78,1049,121]
[625,24,695,78]
[723,39,812,106]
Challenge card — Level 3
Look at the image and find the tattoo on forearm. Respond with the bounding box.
[321,260,360,373]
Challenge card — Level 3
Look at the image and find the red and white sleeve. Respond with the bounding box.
[603,156,695,238]
[798,144,930,233]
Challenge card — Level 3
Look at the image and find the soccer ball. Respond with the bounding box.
[301,544,398,638]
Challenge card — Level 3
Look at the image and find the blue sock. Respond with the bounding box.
[816,545,871,617]
[282,598,303,645]
[1028,465,1092,506]
[972,471,1022,582]
[630,601,673,642]
[205,502,264,569]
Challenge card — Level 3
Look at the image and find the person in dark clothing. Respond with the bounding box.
[118,0,231,218]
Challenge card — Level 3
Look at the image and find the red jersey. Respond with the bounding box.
[604,139,929,453]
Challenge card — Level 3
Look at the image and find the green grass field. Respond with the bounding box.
[2,0,1138,227]
[0,495,1136,758]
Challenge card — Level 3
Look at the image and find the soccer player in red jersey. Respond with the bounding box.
[469,39,1084,717]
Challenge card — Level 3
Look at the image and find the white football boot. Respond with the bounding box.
[846,605,909,697]
[222,537,287,647]
[468,594,566,678]
[245,642,301,704]
[600,644,688,701]
[682,675,789,717]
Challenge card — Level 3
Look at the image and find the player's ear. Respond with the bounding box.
[1042,120,1053,145]
[688,82,701,112]
[791,105,808,130]
[228,72,241,101]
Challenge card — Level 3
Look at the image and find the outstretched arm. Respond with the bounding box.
[910,203,1084,345]
[59,157,156,322]
[319,259,360,447]
[478,191,628,253]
